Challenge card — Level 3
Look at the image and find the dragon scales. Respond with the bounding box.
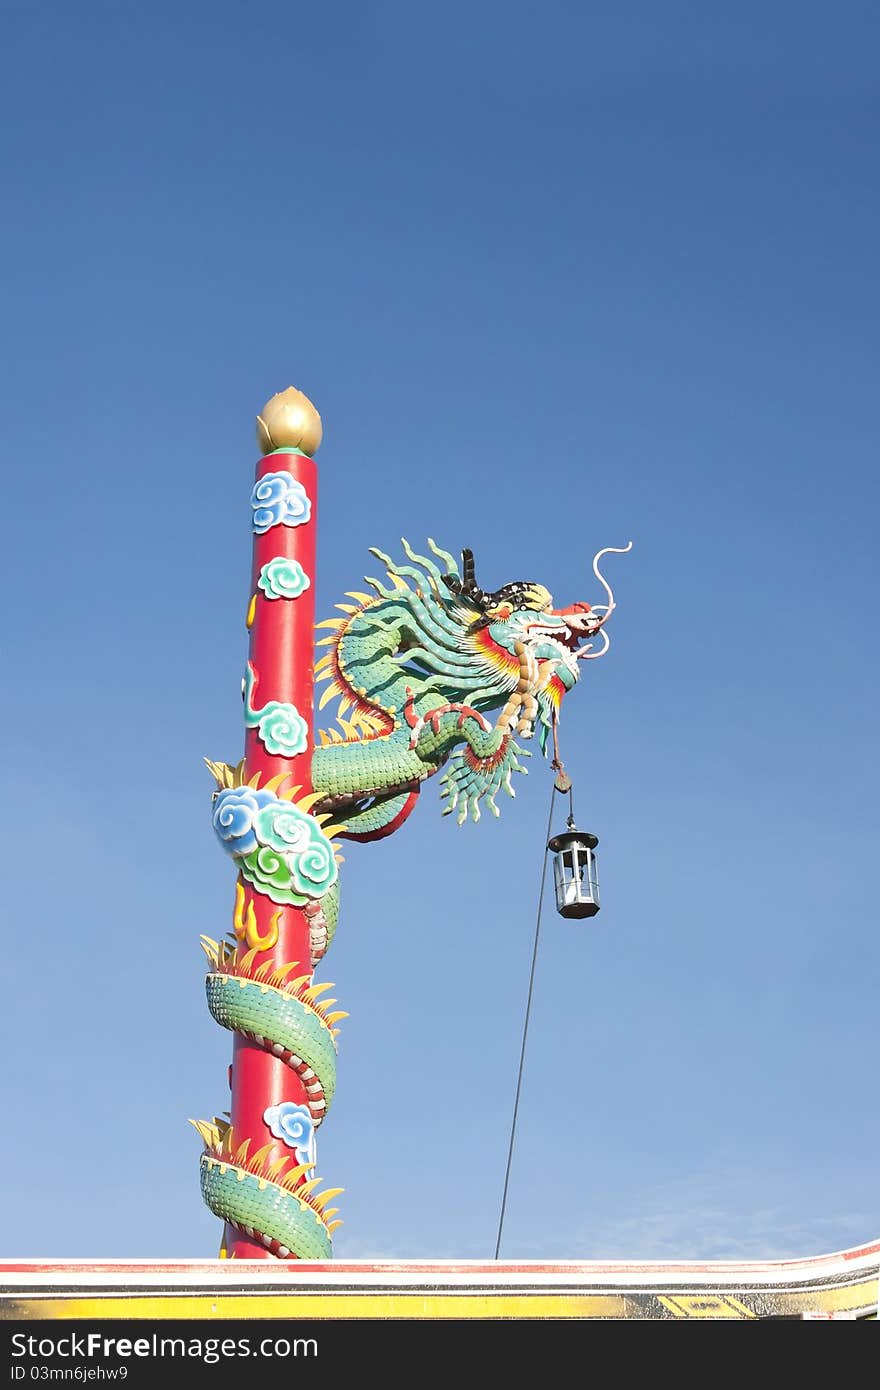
[194,385,630,1259]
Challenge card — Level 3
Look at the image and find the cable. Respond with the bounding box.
[494,779,557,1260]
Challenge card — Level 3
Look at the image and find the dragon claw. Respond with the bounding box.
[409,699,492,751]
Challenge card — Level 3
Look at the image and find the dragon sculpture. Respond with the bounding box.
[310,537,631,839]
[197,533,629,1258]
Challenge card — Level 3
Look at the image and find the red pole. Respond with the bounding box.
[205,386,333,1260]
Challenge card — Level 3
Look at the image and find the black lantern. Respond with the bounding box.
[547,819,600,919]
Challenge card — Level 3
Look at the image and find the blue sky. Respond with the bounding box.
[2,1,878,1261]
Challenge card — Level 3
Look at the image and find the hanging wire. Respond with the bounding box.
[493,778,558,1260]
[551,707,575,823]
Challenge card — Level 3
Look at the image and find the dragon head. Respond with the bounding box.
[442,544,630,739]
[477,595,603,692]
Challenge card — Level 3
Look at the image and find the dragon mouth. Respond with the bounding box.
[521,623,581,680]
[549,604,603,647]
[522,606,602,674]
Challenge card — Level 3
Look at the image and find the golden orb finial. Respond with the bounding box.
[256,386,323,457]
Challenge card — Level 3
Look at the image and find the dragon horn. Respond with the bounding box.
[461,548,476,590]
